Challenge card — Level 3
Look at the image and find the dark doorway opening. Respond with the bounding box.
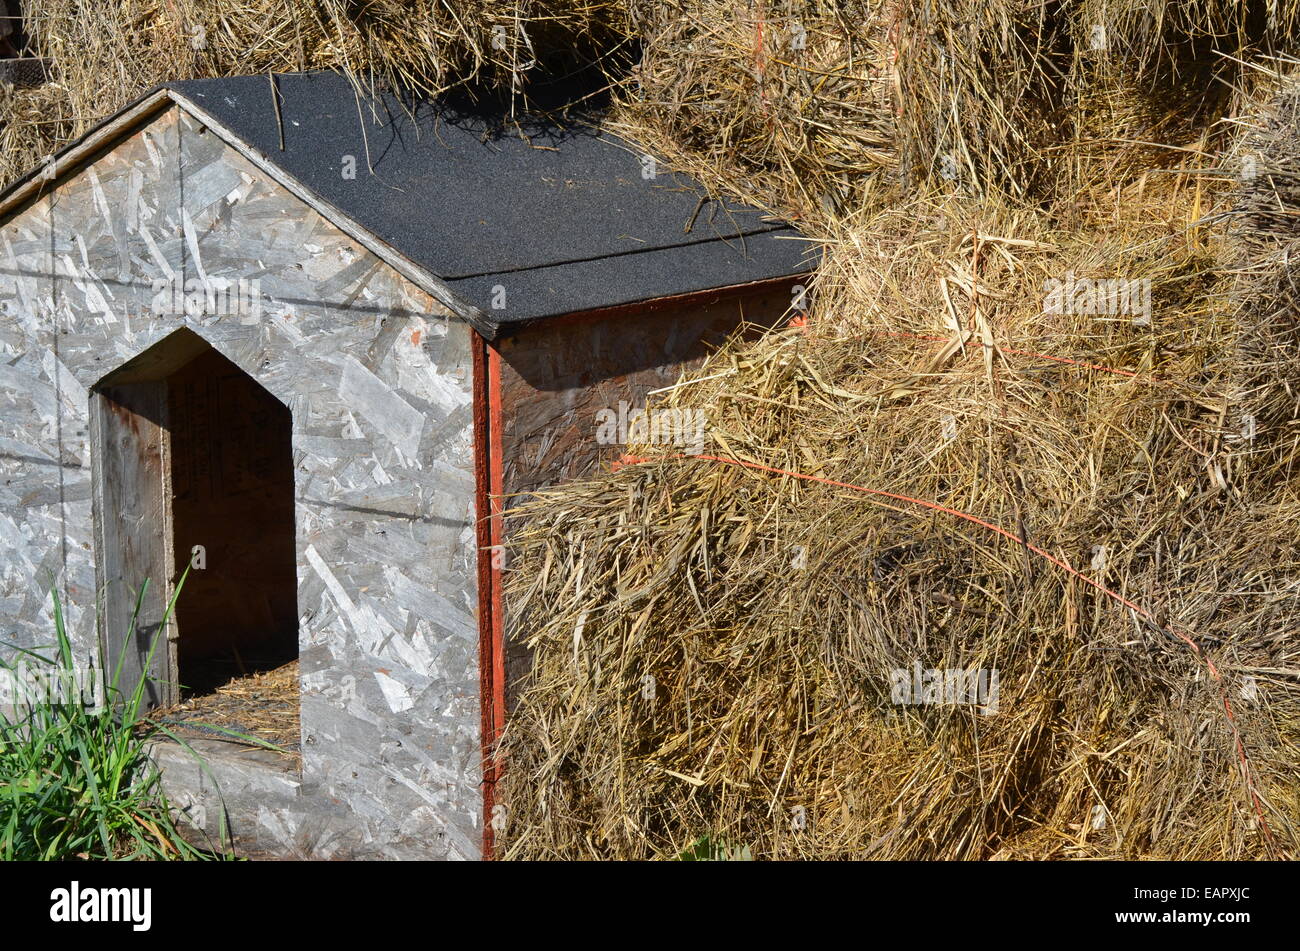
[167,345,297,696]
[93,329,298,709]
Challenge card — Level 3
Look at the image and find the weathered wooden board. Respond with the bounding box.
[92,382,176,707]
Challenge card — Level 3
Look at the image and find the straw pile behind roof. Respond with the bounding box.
[616,1,1300,214]
[620,0,1073,206]
[891,0,1073,201]
[0,0,633,187]
[620,0,898,218]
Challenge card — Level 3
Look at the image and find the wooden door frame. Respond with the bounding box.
[89,381,180,710]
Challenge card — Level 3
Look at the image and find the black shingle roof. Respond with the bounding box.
[163,71,816,335]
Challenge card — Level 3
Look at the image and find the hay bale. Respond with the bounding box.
[497,180,1300,860]
[620,0,897,218]
[893,0,1070,201]
[1064,0,1295,194]
[1227,68,1300,481]
[889,0,1300,202]
[1234,71,1300,244]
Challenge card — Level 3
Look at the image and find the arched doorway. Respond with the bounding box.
[92,329,297,708]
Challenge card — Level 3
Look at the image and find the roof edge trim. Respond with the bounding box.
[0,88,174,221]
[493,271,809,338]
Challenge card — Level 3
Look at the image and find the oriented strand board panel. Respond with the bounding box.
[494,288,796,703]
[0,105,482,858]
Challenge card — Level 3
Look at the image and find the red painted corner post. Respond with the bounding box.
[471,333,508,859]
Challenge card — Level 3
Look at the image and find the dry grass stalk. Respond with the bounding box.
[150,659,301,758]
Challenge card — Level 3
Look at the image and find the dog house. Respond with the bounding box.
[0,70,814,858]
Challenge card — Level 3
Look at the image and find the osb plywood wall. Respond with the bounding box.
[0,105,483,858]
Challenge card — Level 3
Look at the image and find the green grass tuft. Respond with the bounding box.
[0,573,215,860]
